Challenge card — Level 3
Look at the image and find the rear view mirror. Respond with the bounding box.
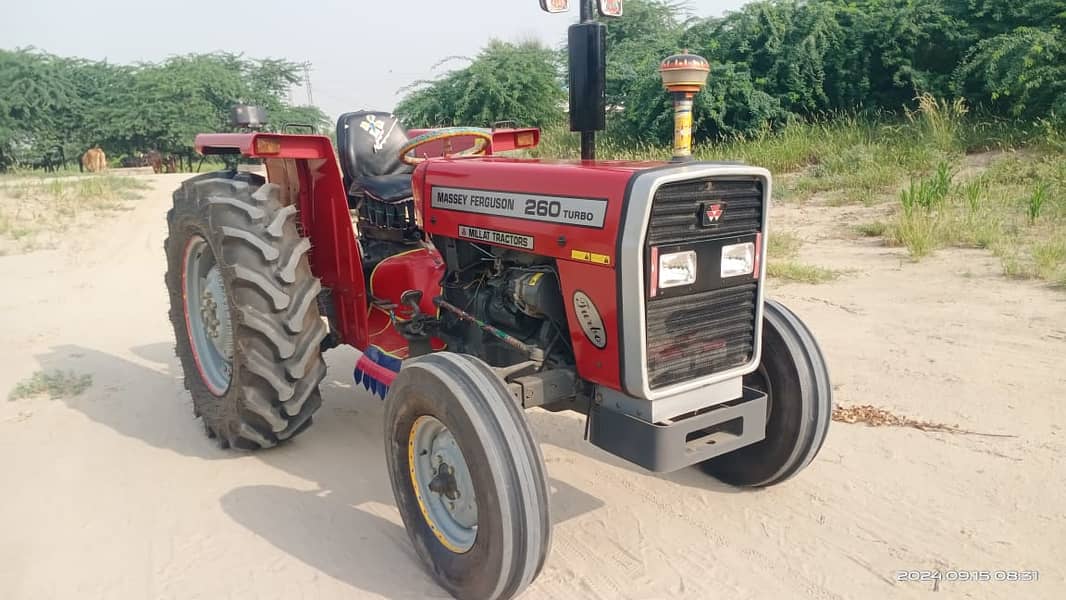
[539,0,570,13]
[598,0,623,17]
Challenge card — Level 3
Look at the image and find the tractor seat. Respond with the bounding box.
[336,110,413,206]
[349,174,412,204]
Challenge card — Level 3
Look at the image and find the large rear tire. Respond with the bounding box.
[384,353,551,600]
[700,299,831,486]
[164,172,327,449]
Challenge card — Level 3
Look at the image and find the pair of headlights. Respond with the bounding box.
[657,242,756,290]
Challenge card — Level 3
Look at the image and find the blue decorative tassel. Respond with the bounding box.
[353,347,403,399]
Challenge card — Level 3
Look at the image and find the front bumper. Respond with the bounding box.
[588,386,767,472]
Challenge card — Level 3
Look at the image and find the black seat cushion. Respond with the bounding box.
[336,111,412,192]
[350,174,413,203]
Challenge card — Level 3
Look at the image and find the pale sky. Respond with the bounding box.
[2,0,749,120]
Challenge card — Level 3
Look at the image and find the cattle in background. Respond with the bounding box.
[146,150,180,173]
[33,145,66,172]
[120,153,148,168]
[81,146,107,172]
[146,150,163,173]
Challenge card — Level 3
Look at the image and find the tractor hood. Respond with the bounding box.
[417,157,772,400]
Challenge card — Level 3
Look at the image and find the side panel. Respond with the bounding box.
[301,156,370,350]
[420,159,634,266]
[555,259,621,389]
[419,158,647,391]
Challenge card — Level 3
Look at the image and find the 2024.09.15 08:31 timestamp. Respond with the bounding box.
[896,570,1039,583]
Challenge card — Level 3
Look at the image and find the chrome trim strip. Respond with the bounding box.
[620,163,772,400]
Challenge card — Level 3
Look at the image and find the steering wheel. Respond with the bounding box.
[399,127,493,165]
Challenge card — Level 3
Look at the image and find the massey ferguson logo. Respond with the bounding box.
[701,202,726,227]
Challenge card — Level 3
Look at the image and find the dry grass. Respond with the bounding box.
[768,230,803,258]
[539,102,1066,288]
[8,370,93,401]
[767,261,842,283]
[0,175,147,253]
[856,221,889,237]
[873,152,1066,284]
[833,404,1014,438]
[765,230,842,284]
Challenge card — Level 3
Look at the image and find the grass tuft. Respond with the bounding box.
[856,221,889,237]
[1032,236,1066,282]
[767,261,842,284]
[1027,182,1050,224]
[768,231,802,259]
[8,370,93,401]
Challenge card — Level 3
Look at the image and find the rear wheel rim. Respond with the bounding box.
[409,415,478,553]
[182,236,233,396]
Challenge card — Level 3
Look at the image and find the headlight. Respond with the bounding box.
[659,250,697,289]
[721,242,755,278]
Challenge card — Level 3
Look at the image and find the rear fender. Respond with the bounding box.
[195,133,371,349]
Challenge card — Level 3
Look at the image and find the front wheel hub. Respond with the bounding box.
[409,415,478,552]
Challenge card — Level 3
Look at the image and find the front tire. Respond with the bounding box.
[384,353,551,600]
[164,172,328,449]
[700,299,831,486]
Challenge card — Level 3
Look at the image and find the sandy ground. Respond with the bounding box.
[1,173,1064,599]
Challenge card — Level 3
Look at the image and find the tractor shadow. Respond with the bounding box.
[39,343,604,597]
[36,342,219,459]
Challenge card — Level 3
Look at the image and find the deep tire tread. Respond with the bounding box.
[284,278,322,334]
[165,173,327,450]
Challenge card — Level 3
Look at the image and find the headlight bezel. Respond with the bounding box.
[720,241,756,279]
[657,249,698,290]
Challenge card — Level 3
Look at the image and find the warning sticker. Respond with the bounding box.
[432,186,608,228]
[571,249,612,265]
[458,225,534,250]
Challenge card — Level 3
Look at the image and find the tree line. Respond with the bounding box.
[0,50,327,172]
[397,0,1066,143]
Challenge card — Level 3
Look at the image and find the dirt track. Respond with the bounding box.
[1,174,1064,599]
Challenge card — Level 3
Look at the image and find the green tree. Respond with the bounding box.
[396,40,564,128]
[956,26,1066,121]
[0,50,326,172]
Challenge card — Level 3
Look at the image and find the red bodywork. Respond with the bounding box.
[198,132,371,348]
[416,158,659,390]
[195,131,655,393]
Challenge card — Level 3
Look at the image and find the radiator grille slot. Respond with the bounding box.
[647,177,763,246]
[645,283,758,389]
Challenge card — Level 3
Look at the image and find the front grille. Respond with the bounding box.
[645,283,757,389]
[643,175,763,390]
[647,177,763,245]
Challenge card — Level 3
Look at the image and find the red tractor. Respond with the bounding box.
[164,3,830,598]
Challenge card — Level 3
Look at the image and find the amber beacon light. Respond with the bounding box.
[659,51,710,161]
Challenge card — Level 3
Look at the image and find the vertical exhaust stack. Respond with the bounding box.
[659,52,710,162]
[543,0,622,161]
